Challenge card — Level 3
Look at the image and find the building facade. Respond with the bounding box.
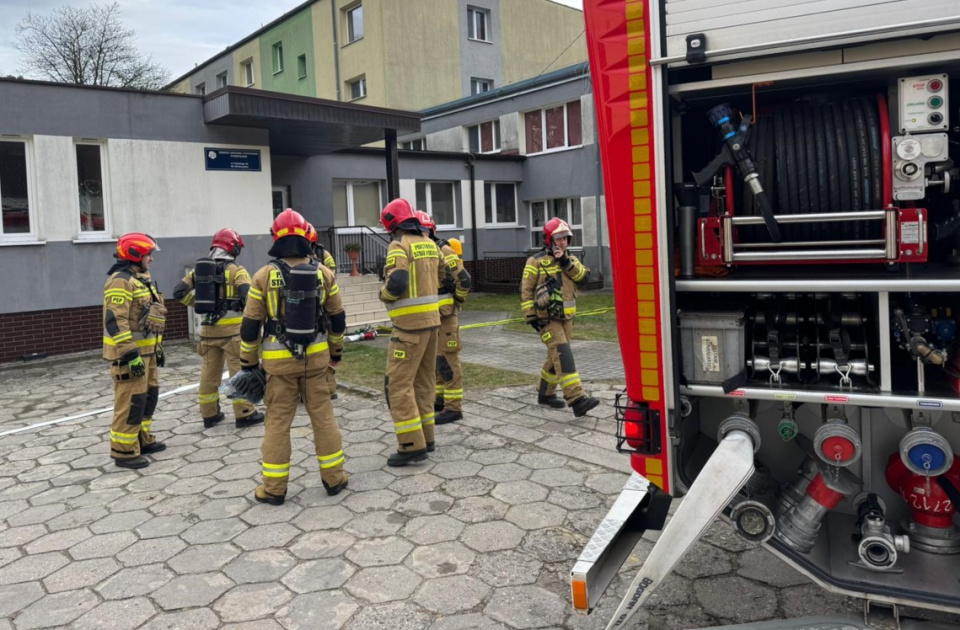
[167,0,587,112]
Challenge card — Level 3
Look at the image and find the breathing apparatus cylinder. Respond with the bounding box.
[193,258,222,314]
[283,263,319,345]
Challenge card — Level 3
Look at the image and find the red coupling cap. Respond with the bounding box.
[821,435,857,464]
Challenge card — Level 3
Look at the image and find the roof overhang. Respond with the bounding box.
[203,86,421,156]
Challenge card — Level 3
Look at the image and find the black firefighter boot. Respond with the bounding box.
[435,410,462,425]
[388,448,429,467]
[434,395,444,413]
[203,411,225,429]
[322,475,349,496]
[236,411,265,428]
[570,396,601,418]
[537,379,565,408]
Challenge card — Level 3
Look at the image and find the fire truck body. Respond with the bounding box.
[575,0,960,627]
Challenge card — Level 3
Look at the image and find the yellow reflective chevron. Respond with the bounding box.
[394,417,422,434]
[248,287,263,301]
[110,430,138,445]
[422,412,436,426]
[541,369,559,384]
[198,392,220,404]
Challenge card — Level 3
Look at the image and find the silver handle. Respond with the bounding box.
[732,249,888,262]
[885,207,898,260]
[700,220,707,260]
[736,239,884,249]
[918,210,925,256]
[728,210,886,226]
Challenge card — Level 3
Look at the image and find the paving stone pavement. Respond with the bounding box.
[2,342,960,629]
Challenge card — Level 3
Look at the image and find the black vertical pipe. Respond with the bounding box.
[385,129,399,201]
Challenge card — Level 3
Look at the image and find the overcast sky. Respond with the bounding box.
[0,0,583,81]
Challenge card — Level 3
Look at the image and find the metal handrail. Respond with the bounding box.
[318,225,391,276]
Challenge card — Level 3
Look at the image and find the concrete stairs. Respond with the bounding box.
[337,273,389,331]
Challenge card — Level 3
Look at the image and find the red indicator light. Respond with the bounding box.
[928,79,943,92]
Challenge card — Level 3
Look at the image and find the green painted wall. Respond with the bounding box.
[259,7,317,97]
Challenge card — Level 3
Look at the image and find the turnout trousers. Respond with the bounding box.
[260,367,346,496]
[386,327,438,452]
[538,319,585,404]
[197,336,256,420]
[109,354,159,460]
[435,315,463,413]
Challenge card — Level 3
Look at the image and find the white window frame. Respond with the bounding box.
[297,54,307,80]
[334,179,383,228]
[529,197,582,248]
[470,77,492,95]
[417,181,459,229]
[524,101,583,156]
[468,120,501,154]
[348,76,367,101]
[272,42,284,74]
[0,136,38,244]
[195,82,206,96]
[242,59,255,86]
[73,140,112,240]
[467,6,490,42]
[484,182,518,227]
[347,4,364,43]
[401,138,426,151]
[216,71,228,89]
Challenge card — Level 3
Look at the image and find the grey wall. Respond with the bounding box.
[459,0,503,98]
[0,80,267,146]
[521,147,599,201]
[187,56,233,96]
[0,236,275,314]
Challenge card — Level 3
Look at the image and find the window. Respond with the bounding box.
[195,83,206,96]
[297,54,307,80]
[416,182,458,227]
[530,197,582,248]
[484,183,517,226]
[471,78,492,95]
[468,120,500,154]
[272,186,289,219]
[333,180,382,227]
[0,139,34,239]
[76,142,109,235]
[216,72,227,89]
[400,138,426,151]
[468,7,489,42]
[242,59,254,86]
[347,4,364,43]
[348,76,366,100]
[272,42,284,74]
[524,100,583,154]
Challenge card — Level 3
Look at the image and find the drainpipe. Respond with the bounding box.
[331,0,341,101]
[466,153,479,285]
[592,102,605,287]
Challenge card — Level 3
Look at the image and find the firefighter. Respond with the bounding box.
[239,208,349,504]
[521,218,600,417]
[379,198,445,466]
[102,233,167,468]
[172,228,264,429]
[305,223,338,275]
[414,211,471,425]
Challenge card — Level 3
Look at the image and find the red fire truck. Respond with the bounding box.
[574,0,960,628]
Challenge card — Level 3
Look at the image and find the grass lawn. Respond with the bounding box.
[462,291,619,342]
[336,342,534,392]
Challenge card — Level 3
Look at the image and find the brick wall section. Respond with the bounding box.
[464,258,603,294]
[0,301,190,364]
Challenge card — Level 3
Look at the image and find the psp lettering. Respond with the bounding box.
[612,577,654,626]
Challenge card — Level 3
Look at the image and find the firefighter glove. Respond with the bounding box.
[142,303,167,334]
[128,355,146,377]
[155,344,165,368]
[441,275,456,295]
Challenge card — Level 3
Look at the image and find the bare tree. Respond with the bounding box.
[15,3,169,90]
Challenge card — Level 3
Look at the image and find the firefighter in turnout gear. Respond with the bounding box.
[102,233,167,468]
[380,199,446,466]
[415,211,471,425]
[521,218,600,418]
[173,228,265,429]
[239,208,349,504]
[305,223,337,276]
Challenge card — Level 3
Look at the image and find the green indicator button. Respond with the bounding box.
[928,96,944,108]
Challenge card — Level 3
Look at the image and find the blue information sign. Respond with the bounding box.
[205,148,262,172]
